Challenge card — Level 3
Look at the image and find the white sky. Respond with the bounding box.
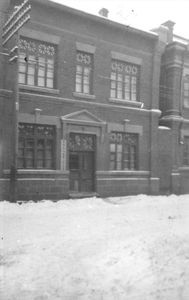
[49,0,189,38]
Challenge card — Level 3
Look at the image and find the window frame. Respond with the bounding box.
[183,76,189,108]
[110,59,140,101]
[75,51,93,95]
[110,132,139,171]
[183,136,189,166]
[18,37,56,89]
[18,123,56,170]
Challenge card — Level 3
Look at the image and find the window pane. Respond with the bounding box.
[69,154,79,170]
[123,160,129,169]
[25,149,34,159]
[46,149,52,159]
[76,83,82,93]
[46,160,53,169]
[118,74,123,81]
[110,161,115,170]
[184,80,189,108]
[19,52,26,62]
[38,68,45,76]
[18,158,24,169]
[124,75,130,100]
[110,143,116,152]
[37,159,44,169]
[117,82,122,90]
[47,79,53,88]
[26,139,34,148]
[83,76,89,84]
[19,73,25,84]
[84,67,90,75]
[117,162,122,170]
[111,72,116,80]
[110,89,116,98]
[37,150,44,159]
[117,144,122,152]
[117,152,122,162]
[131,77,137,101]
[83,84,89,94]
[47,58,54,67]
[26,159,34,168]
[28,65,35,75]
[38,77,45,87]
[76,65,82,73]
[47,71,53,78]
[183,137,189,165]
[117,90,122,99]
[76,74,82,84]
[19,63,26,73]
[27,75,34,85]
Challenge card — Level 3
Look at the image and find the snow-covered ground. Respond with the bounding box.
[0,194,189,300]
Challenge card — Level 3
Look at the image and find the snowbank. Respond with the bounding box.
[0,194,189,299]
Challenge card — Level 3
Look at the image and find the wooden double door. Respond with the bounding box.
[69,133,96,193]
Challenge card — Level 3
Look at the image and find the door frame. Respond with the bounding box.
[68,133,96,193]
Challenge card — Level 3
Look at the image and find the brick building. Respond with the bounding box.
[0,0,189,200]
[154,22,189,194]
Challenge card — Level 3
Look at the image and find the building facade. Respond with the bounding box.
[155,22,189,195]
[0,0,189,200]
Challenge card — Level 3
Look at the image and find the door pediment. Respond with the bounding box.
[61,110,106,125]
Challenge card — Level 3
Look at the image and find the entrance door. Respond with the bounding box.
[69,133,96,193]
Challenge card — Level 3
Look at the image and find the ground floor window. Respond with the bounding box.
[110,132,138,170]
[183,136,189,165]
[18,123,56,169]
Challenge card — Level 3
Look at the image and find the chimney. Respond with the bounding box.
[98,8,109,18]
[161,20,175,43]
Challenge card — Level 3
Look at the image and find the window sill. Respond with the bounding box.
[3,169,69,175]
[109,98,143,108]
[19,84,60,95]
[73,92,96,100]
[97,170,150,176]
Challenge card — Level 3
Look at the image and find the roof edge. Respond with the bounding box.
[31,0,158,40]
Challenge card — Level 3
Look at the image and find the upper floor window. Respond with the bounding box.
[18,123,56,169]
[183,76,189,108]
[110,132,138,170]
[18,37,56,89]
[110,60,140,101]
[75,51,93,94]
[183,136,189,166]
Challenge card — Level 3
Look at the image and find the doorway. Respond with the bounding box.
[69,133,96,193]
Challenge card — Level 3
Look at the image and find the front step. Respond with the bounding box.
[68,192,99,199]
